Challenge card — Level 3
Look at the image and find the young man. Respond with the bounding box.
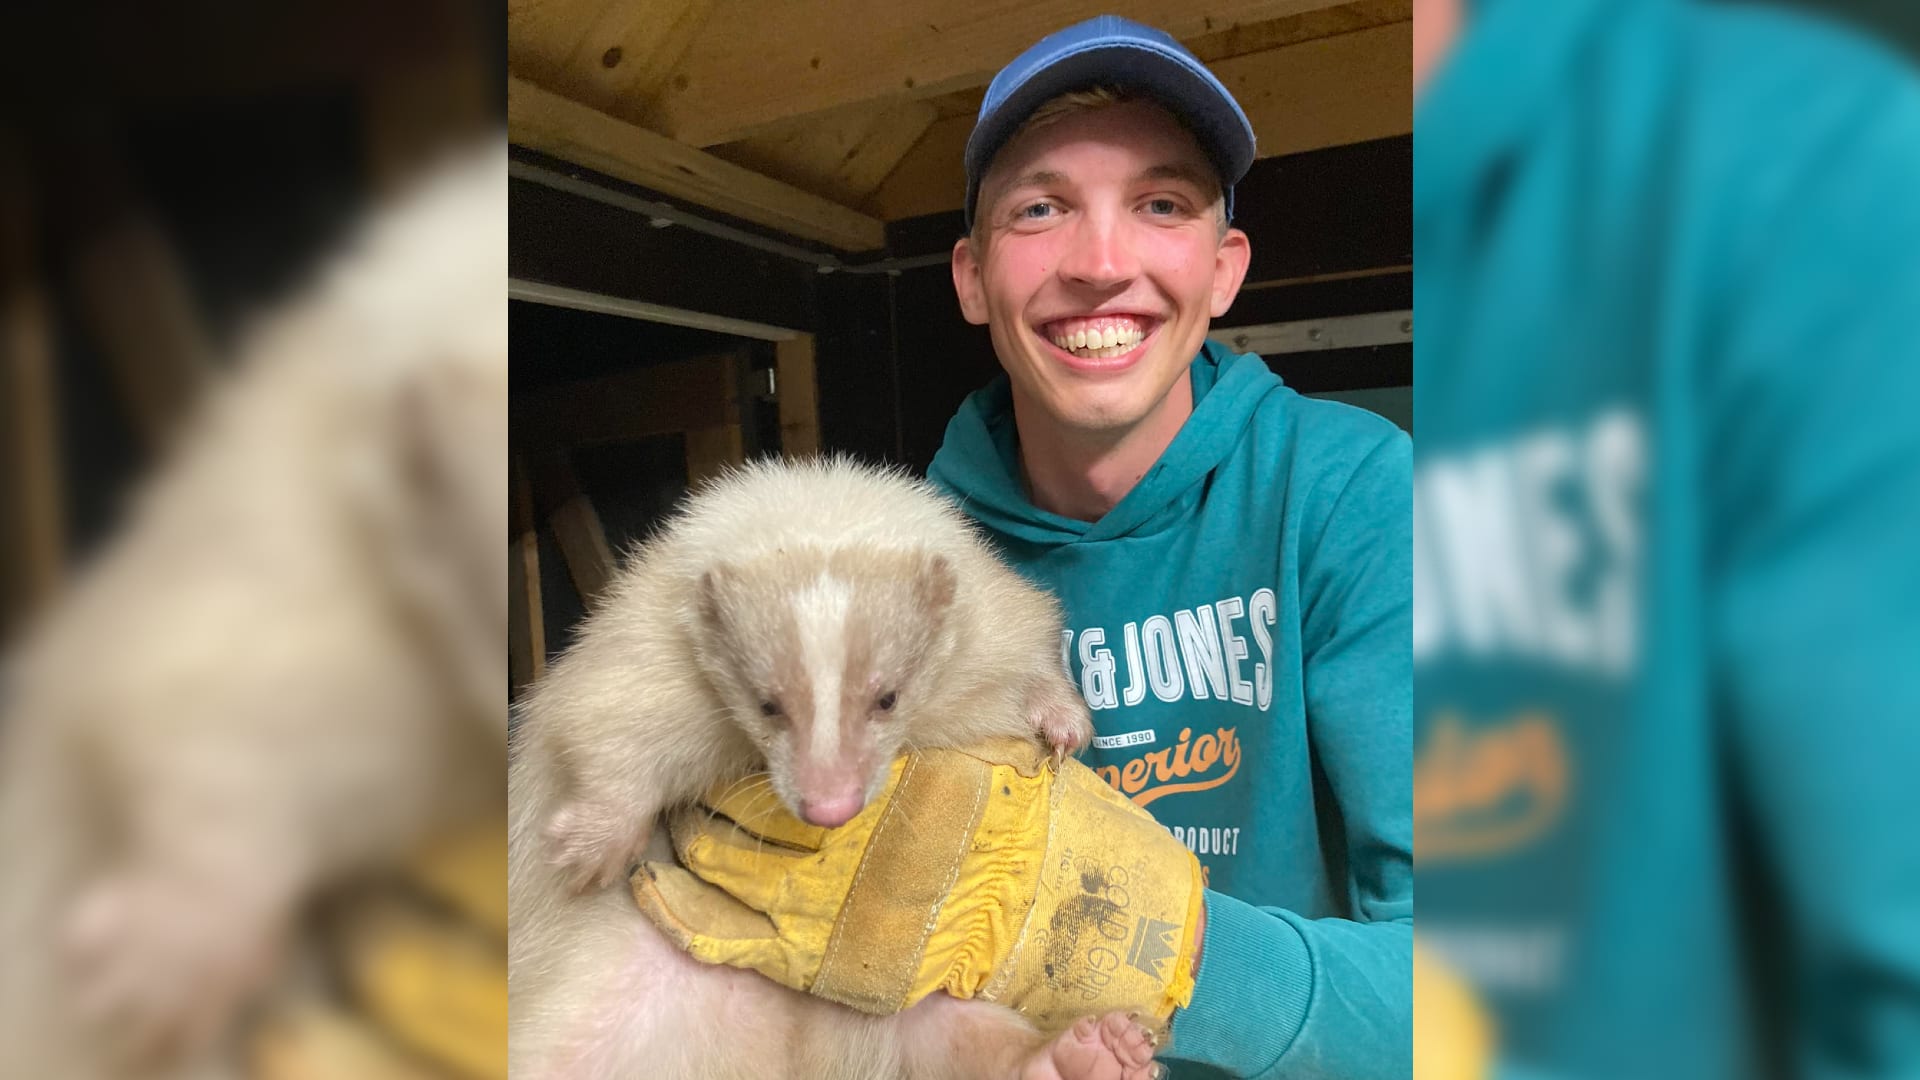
[639,18,1412,1079]
[927,18,1411,1079]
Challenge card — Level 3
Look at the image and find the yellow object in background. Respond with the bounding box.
[634,738,1204,1035]
[339,895,507,1080]
[408,814,509,939]
[252,1003,443,1080]
[252,815,508,1080]
[1414,937,1495,1080]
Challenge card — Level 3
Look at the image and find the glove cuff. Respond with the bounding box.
[808,751,1002,1013]
[988,758,1206,1034]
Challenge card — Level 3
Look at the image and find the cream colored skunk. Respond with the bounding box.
[0,138,507,1080]
[508,456,1183,1080]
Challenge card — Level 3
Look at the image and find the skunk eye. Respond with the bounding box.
[759,700,782,717]
[875,691,898,712]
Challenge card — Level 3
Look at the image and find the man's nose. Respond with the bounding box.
[1056,210,1138,290]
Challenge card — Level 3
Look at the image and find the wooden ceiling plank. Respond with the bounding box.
[863,113,972,222]
[925,88,988,121]
[649,0,1353,147]
[1185,0,1412,64]
[710,100,939,205]
[1218,20,1410,160]
[507,0,613,97]
[838,103,944,200]
[508,77,887,251]
[571,0,719,116]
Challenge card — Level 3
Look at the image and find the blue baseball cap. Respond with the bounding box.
[963,15,1256,229]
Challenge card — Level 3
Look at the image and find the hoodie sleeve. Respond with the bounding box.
[1705,67,1920,1080]
[1167,429,1414,1078]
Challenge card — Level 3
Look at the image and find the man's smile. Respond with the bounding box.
[1036,313,1162,365]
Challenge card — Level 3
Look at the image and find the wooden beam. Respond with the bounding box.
[708,100,939,206]
[47,129,215,452]
[513,354,740,453]
[361,0,496,196]
[549,494,616,610]
[684,352,747,485]
[1240,262,1412,290]
[527,453,617,611]
[864,19,1410,221]
[775,335,820,457]
[508,76,887,251]
[0,135,64,632]
[686,424,745,488]
[509,456,545,690]
[67,214,215,452]
[648,0,1349,147]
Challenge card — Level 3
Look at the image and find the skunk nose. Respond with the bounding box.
[800,793,864,827]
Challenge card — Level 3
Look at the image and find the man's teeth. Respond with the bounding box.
[1048,322,1147,358]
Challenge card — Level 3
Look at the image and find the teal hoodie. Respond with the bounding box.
[929,343,1412,1079]
[1417,0,1920,1076]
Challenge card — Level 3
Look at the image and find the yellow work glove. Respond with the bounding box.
[337,894,507,1080]
[1413,937,1495,1080]
[631,737,1204,1035]
[249,814,507,1080]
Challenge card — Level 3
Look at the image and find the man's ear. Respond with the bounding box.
[951,236,990,326]
[1210,227,1253,318]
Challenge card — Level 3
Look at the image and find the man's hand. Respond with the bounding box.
[630,737,1204,1035]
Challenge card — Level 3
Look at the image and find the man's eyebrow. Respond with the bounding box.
[1135,162,1215,188]
[997,169,1067,192]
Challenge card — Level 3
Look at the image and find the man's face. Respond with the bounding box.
[953,100,1251,439]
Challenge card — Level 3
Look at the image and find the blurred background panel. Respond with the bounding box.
[0,4,506,1080]
[1414,0,1920,1077]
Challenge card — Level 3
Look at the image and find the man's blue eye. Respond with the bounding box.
[1146,198,1179,215]
[1019,203,1054,219]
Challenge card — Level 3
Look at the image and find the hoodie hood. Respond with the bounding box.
[928,340,1283,547]
[1416,0,1618,219]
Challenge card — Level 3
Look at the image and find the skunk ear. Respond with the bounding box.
[917,553,956,614]
[697,564,734,629]
[392,360,461,503]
